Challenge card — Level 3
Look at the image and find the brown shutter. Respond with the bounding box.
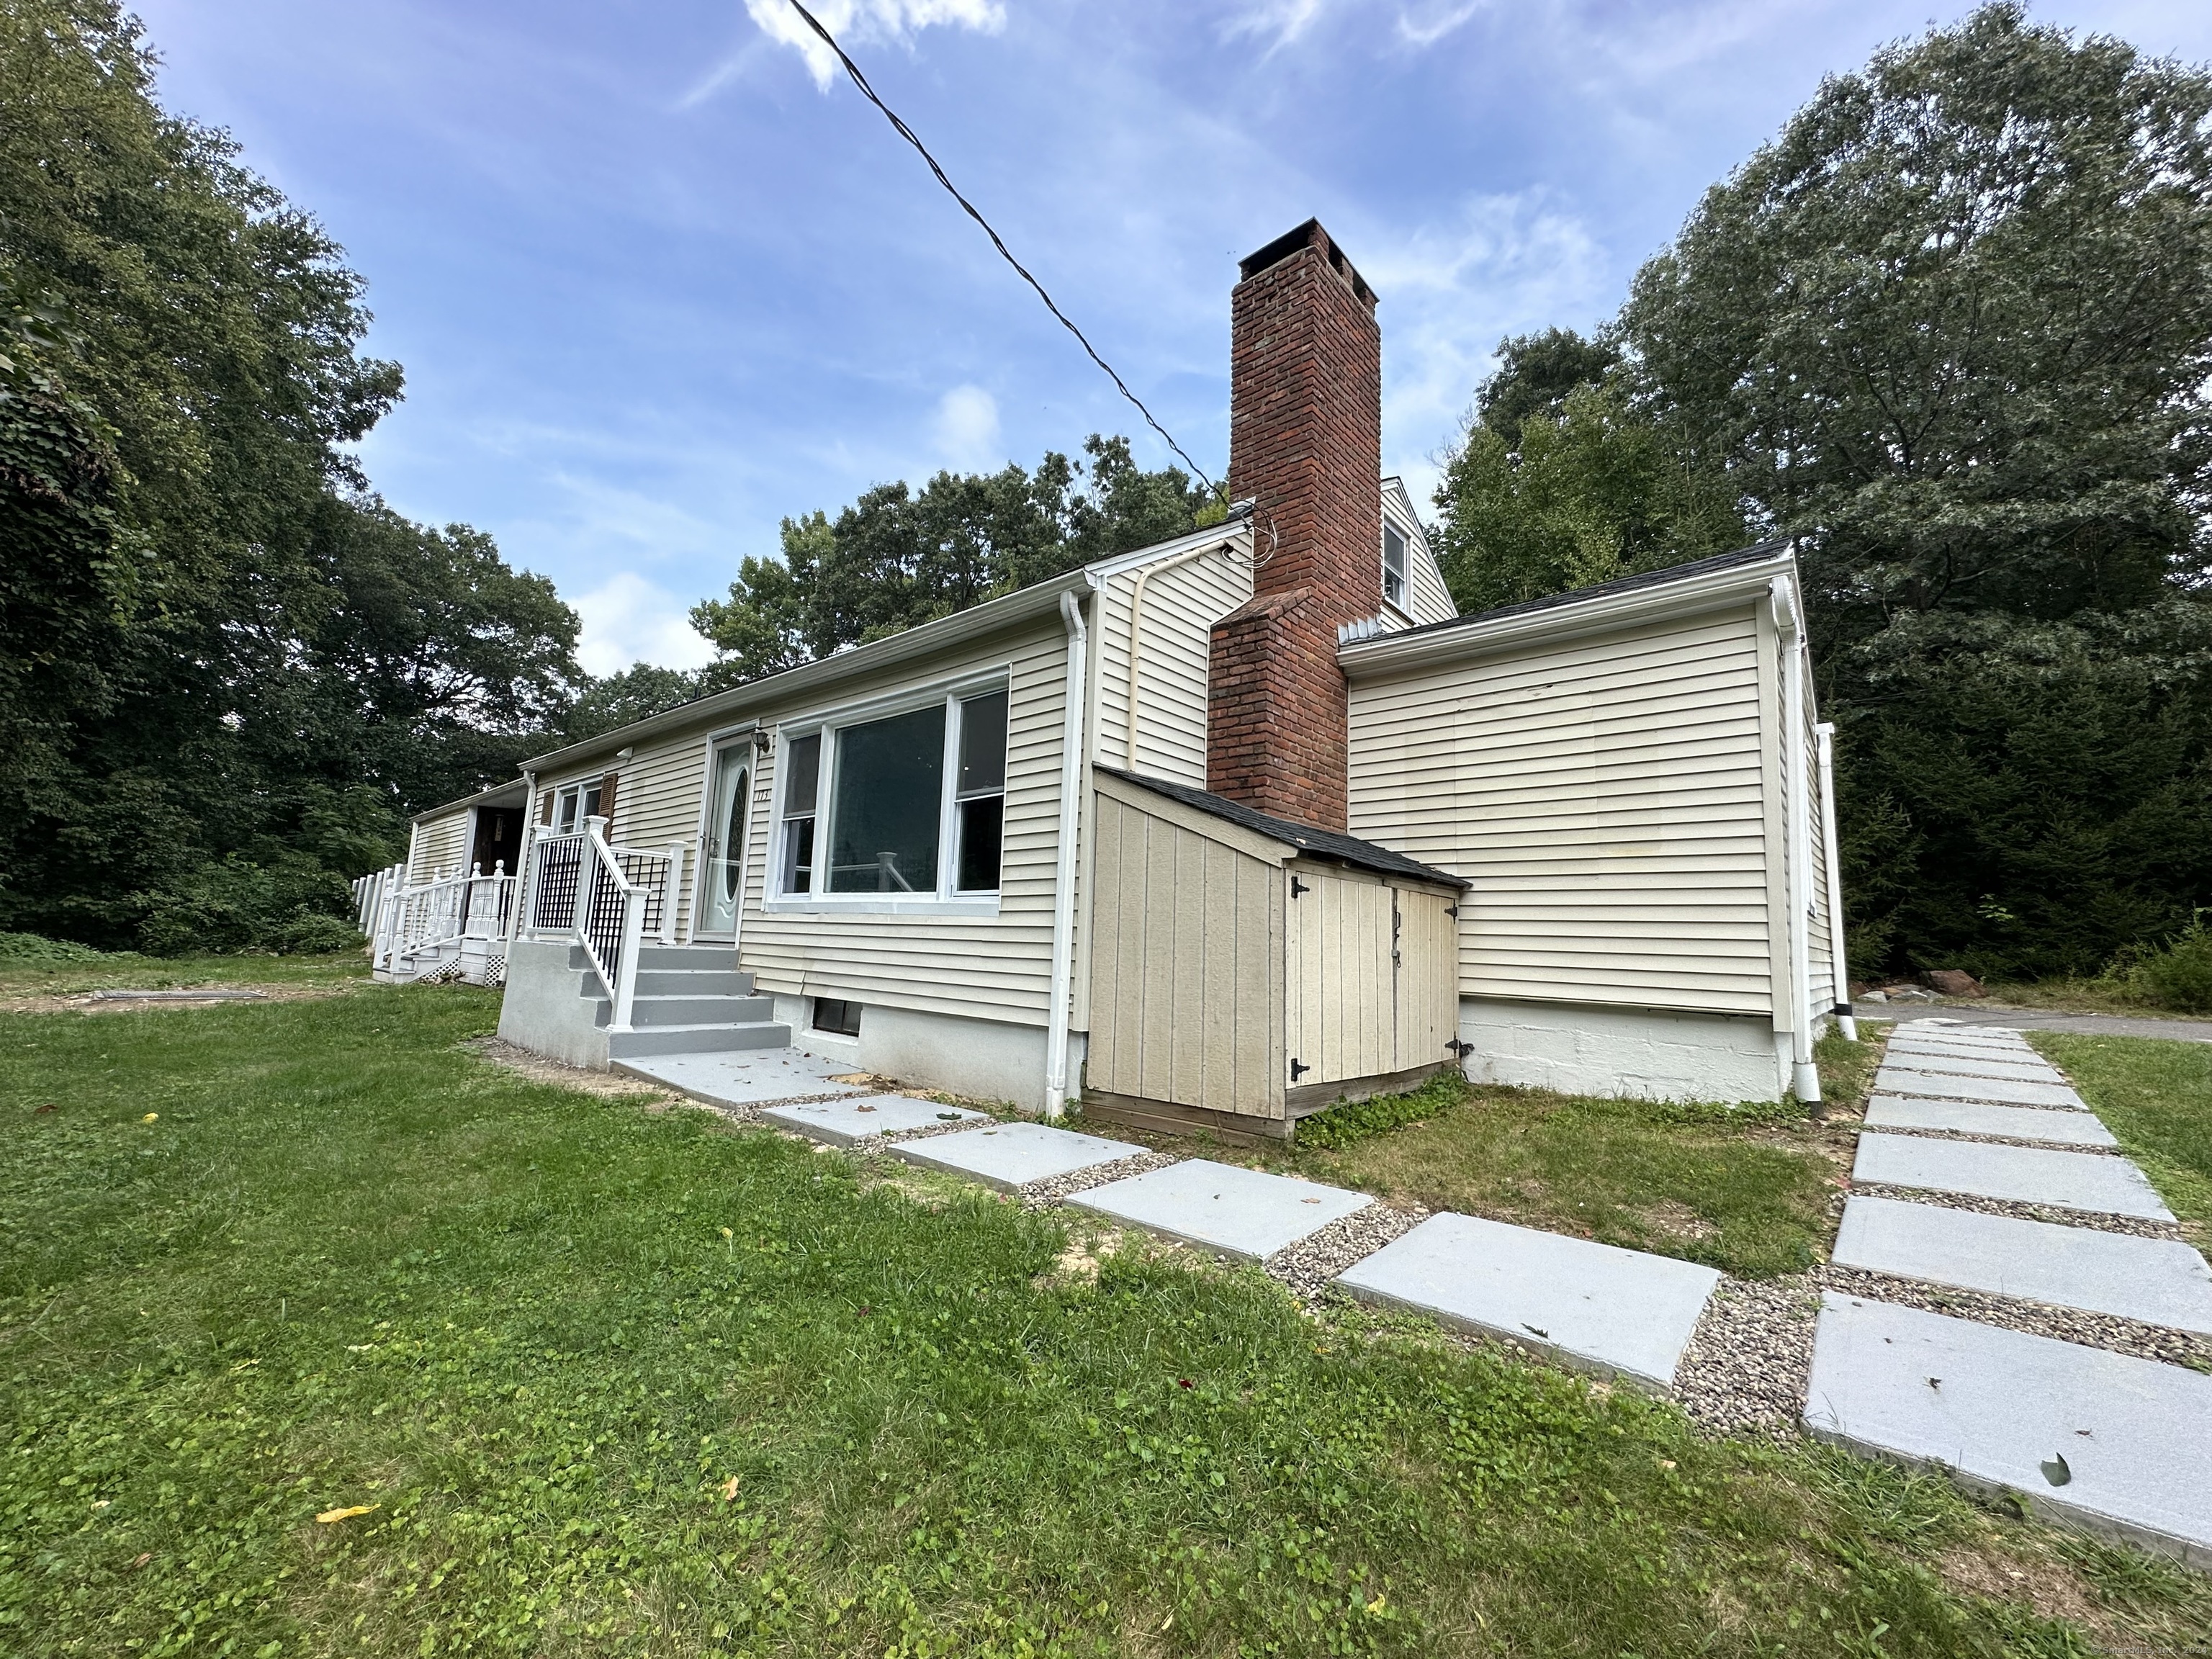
[538,790,555,824]
[599,770,620,825]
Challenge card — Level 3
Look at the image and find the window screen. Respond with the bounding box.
[954,689,1007,892]
[780,732,821,893]
[1382,523,1409,608]
[828,703,946,892]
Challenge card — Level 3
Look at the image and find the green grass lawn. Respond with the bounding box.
[6,992,2208,1655]
[2033,1032,2212,1249]
[1262,1028,1877,1282]
[0,948,371,1000]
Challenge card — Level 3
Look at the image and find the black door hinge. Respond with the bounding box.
[1445,1039,1474,1058]
[1445,904,1459,918]
[1290,876,1310,897]
[1289,1058,1310,1081]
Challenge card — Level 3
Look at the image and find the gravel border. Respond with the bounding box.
[1017,1149,1180,1209]
[1816,1266,2212,1370]
[1264,1201,1427,1298]
[1675,1274,1824,1436]
[1866,1124,2119,1153]
[1851,1182,2186,1241]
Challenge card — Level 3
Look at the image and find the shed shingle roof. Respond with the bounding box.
[1096,766,1467,889]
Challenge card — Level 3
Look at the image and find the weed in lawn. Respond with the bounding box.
[2,989,2200,1655]
[1293,1068,1467,1149]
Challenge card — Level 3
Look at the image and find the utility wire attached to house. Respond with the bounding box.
[783,0,1218,498]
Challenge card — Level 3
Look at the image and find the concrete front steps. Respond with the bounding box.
[583,943,791,1064]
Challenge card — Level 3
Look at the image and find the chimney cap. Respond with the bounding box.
[1237,219,1374,304]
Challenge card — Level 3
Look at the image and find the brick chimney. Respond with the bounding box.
[1207,220,1381,831]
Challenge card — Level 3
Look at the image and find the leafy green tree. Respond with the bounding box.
[565,662,704,743]
[1471,327,1622,439]
[1431,379,1747,612]
[0,0,583,948]
[693,434,1209,688]
[1617,2,2212,977]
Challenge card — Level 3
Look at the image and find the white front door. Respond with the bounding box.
[697,742,750,938]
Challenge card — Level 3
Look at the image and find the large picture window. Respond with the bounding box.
[773,681,1009,907]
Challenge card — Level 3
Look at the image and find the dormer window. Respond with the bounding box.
[1382,521,1409,610]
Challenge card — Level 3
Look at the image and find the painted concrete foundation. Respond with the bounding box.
[497,937,607,1069]
[1457,997,1797,1103]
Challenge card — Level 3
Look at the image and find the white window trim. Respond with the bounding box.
[1380,516,1413,621]
[763,669,1010,917]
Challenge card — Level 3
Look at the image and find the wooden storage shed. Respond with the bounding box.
[1084,768,1467,1143]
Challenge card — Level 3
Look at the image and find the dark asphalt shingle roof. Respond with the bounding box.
[1096,766,1468,889]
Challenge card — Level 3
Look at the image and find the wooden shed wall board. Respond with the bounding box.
[1091,546,1252,786]
[733,611,1074,1027]
[408,809,469,882]
[1085,790,1285,1118]
[1288,868,1394,1084]
[1346,604,1776,1015]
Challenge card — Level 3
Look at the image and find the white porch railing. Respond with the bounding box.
[516,819,686,1030]
[359,860,520,985]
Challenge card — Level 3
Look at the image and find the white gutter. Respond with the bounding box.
[1043,585,1092,1120]
[1771,577,1822,1105]
[1124,539,1231,768]
[1815,721,1857,1042]
[1339,543,1794,678]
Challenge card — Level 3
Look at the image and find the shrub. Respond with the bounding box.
[2121,914,2212,1014]
[133,855,362,957]
[0,931,114,963]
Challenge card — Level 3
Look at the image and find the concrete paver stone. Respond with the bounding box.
[1833,1196,2212,1333]
[1334,1212,1722,1393]
[889,1121,1147,1192]
[1874,1069,2089,1110]
[1805,1294,2212,1565]
[1863,1096,2118,1148]
[1853,1133,2175,1221]
[1887,1035,2039,1058]
[1066,1159,1370,1262]
[1874,1051,2068,1085]
[760,1094,989,1146]
[614,1048,870,1107]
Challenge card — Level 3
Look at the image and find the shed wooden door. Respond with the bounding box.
[1285,870,1395,1086]
[1393,887,1460,1070]
[1287,871,1460,1088]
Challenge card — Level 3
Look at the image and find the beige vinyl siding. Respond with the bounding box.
[604,734,713,937]
[1346,604,1774,1015]
[1092,542,1252,786]
[1086,786,1287,1118]
[1802,690,1838,1017]
[736,613,1073,1027]
[408,809,470,881]
[1404,528,1455,627]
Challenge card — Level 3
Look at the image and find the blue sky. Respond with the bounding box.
[132,0,2212,675]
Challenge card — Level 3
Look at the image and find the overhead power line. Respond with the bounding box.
[783,0,1218,495]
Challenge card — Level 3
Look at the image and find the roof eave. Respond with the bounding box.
[522,565,1102,775]
[1338,547,1795,678]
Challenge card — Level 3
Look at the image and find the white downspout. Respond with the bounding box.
[1044,585,1091,1120]
[1124,540,1231,770]
[1771,577,1821,1104]
[1815,722,1857,1041]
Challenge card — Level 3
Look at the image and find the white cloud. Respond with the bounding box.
[1359,193,1611,509]
[1393,1,1487,49]
[570,570,720,676]
[1223,0,1333,50]
[742,0,1006,91]
[930,382,1002,469]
